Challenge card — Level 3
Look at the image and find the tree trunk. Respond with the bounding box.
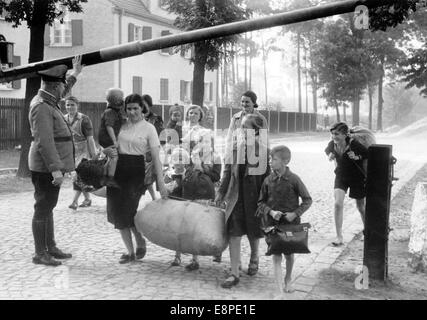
[192,44,208,108]
[244,33,248,91]
[311,73,318,114]
[352,90,360,126]
[261,35,268,105]
[343,104,347,122]
[221,45,227,107]
[249,50,252,90]
[335,102,341,122]
[17,0,48,178]
[368,84,373,130]
[377,58,385,131]
[235,43,239,84]
[309,41,317,115]
[231,44,236,85]
[297,32,302,113]
[304,43,308,113]
[224,45,228,107]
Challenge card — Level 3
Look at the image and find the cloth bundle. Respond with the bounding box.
[75,158,107,190]
[135,199,228,256]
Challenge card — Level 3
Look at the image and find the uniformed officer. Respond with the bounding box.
[29,56,83,266]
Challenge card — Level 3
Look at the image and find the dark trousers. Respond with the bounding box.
[31,171,60,254]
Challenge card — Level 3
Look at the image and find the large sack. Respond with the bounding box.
[349,126,376,149]
[135,199,228,256]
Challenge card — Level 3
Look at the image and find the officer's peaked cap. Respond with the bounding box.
[37,65,68,83]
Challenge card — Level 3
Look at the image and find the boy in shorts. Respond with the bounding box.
[324,122,368,246]
[257,146,312,296]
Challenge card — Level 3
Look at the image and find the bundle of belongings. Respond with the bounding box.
[75,158,108,191]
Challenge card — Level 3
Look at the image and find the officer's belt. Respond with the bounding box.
[30,136,72,142]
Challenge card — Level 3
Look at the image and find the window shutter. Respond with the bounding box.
[44,25,50,46]
[209,82,213,101]
[190,81,193,102]
[142,26,152,40]
[71,20,83,46]
[12,56,21,89]
[132,76,142,95]
[180,80,186,102]
[128,23,135,42]
[160,78,169,101]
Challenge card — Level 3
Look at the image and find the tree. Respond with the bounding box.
[312,20,369,125]
[163,0,249,108]
[366,1,427,129]
[281,0,324,115]
[398,5,427,97]
[0,0,87,178]
[368,0,420,32]
[400,45,427,97]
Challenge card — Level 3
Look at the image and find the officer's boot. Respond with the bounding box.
[46,215,72,260]
[32,219,61,266]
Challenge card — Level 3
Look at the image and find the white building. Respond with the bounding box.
[1,0,218,105]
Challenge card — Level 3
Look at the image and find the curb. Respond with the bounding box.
[0,168,18,176]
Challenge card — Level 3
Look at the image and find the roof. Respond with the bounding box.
[109,0,175,28]
[109,0,150,16]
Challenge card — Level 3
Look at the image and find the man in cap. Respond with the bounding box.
[29,55,83,266]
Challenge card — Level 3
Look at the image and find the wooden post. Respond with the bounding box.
[363,144,396,281]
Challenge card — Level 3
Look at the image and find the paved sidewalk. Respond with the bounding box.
[0,134,424,300]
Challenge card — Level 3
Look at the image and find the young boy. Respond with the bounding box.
[98,88,124,186]
[324,122,368,246]
[257,145,312,296]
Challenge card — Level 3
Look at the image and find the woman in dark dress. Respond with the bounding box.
[216,105,270,288]
[105,94,167,264]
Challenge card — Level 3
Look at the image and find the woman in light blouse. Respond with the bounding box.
[105,93,167,264]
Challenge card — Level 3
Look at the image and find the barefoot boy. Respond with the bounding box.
[257,145,312,295]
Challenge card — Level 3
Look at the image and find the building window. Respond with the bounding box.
[160,78,169,101]
[0,56,21,90]
[142,26,152,40]
[180,80,191,102]
[160,30,172,55]
[130,24,152,41]
[133,76,143,95]
[51,12,72,46]
[134,26,143,41]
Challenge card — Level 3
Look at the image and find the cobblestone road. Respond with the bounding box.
[0,133,425,300]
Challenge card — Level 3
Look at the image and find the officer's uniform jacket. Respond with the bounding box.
[28,76,76,173]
